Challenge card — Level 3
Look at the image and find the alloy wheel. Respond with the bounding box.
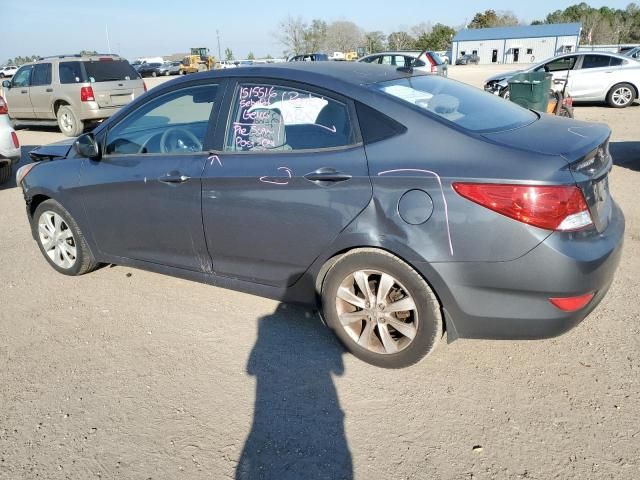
[60,112,73,133]
[612,87,633,106]
[335,269,418,354]
[38,211,77,269]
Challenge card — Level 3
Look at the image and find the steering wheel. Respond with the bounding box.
[159,127,202,153]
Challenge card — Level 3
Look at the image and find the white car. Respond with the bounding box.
[485,52,640,108]
[0,96,20,184]
[0,65,18,78]
[359,51,448,77]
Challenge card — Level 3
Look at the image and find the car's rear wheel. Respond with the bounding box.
[607,83,636,108]
[32,200,98,276]
[56,105,84,137]
[321,249,442,368]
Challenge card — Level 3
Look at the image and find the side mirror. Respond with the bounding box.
[2,80,11,88]
[74,133,101,160]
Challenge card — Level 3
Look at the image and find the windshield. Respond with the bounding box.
[375,75,537,132]
[83,60,139,82]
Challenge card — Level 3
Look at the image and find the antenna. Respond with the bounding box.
[217,30,222,60]
[105,24,111,54]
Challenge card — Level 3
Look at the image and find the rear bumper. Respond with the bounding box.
[420,201,625,340]
[78,103,120,121]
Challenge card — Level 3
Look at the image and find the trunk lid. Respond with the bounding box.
[482,114,613,233]
[81,59,144,108]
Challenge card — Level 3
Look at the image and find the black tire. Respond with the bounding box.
[32,199,99,276]
[56,105,84,137]
[500,88,510,100]
[321,248,443,369]
[0,163,11,184]
[164,70,170,76]
[606,83,636,108]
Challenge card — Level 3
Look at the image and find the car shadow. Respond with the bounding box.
[610,141,640,172]
[236,302,353,480]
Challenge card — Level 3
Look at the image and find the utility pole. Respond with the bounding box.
[217,30,222,60]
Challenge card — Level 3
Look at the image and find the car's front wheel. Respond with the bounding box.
[500,88,510,100]
[321,249,442,368]
[607,83,636,108]
[56,105,84,137]
[32,199,98,276]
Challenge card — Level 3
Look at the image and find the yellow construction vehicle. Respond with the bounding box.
[181,47,216,74]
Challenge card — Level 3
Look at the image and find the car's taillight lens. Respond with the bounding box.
[80,86,95,102]
[11,131,19,148]
[453,183,593,231]
[549,292,595,312]
[424,53,438,73]
[0,96,8,115]
[143,82,147,92]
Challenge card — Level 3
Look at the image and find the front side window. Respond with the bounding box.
[582,55,611,69]
[541,56,576,72]
[11,65,33,87]
[225,83,353,152]
[375,75,536,133]
[31,63,52,86]
[106,84,218,155]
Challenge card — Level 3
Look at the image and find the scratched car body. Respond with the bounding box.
[17,63,624,368]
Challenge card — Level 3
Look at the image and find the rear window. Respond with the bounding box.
[374,75,537,133]
[83,60,138,82]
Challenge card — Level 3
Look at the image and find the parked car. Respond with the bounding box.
[358,50,448,76]
[17,63,623,368]
[137,62,166,77]
[288,53,329,62]
[166,61,184,75]
[623,46,640,60]
[2,54,145,137]
[217,60,237,69]
[455,54,480,65]
[0,95,20,184]
[0,65,19,78]
[485,52,640,108]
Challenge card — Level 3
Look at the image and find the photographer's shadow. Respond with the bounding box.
[236,303,352,480]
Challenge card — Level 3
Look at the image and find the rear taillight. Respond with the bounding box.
[143,82,147,92]
[11,131,19,148]
[549,292,594,312]
[80,86,95,102]
[453,183,593,231]
[424,53,438,73]
[0,96,8,115]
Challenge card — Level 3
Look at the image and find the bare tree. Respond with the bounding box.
[274,15,308,56]
[325,21,363,53]
[411,22,433,39]
[388,32,416,50]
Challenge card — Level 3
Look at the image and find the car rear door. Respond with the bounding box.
[29,62,55,119]
[201,79,372,287]
[569,54,616,100]
[78,81,223,271]
[5,65,35,119]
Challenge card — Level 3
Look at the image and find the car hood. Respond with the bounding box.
[28,138,75,161]
[485,70,523,83]
[482,114,610,163]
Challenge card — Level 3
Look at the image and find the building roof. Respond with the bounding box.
[453,23,581,42]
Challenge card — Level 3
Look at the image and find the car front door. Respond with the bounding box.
[6,65,35,118]
[29,62,55,119]
[201,80,372,287]
[78,82,223,272]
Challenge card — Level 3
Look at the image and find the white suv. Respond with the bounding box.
[0,65,18,78]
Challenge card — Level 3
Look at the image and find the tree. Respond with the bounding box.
[388,31,415,50]
[415,23,456,51]
[275,15,307,56]
[411,22,433,39]
[247,52,255,60]
[468,9,519,28]
[325,21,363,53]
[364,31,386,54]
[225,48,234,61]
[304,19,328,53]
[6,55,40,66]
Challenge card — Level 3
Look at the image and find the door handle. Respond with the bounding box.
[46,88,53,92]
[304,167,352,184]
[158,173,191,184]
[21,90,27,94]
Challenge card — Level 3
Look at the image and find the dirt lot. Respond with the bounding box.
[1,65,639,480]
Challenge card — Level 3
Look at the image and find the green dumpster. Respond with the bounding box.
[507,72,551,112]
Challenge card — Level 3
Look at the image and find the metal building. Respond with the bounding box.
[452,23,582,65]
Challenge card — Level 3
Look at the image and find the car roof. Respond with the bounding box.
[173,62,417,87]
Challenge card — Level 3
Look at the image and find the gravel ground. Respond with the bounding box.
[1,65,639,480]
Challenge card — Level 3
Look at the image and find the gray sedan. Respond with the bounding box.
[17,63,623,368]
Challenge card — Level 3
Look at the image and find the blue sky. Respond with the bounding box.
[2,0,632,61]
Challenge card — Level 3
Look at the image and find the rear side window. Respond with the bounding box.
[59,61,84,84]
[225,84,354,152]
[609,57,624,66]
[375,75,537,133]
[83,60,138,82]
[582,55,612,69]
[356,102,406,144]
[31,63,52,86]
